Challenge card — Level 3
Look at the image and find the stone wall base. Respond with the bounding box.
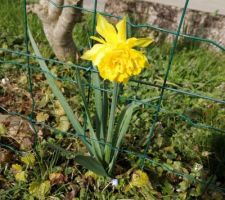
[105,0,225,50]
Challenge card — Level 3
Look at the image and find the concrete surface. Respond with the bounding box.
[147,0,225,15]
[83,0,225,15]
[83,0,107,12]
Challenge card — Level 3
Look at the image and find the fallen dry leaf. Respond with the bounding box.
[1,116,34,150]
[0,148,14,164]
[49,172,65,185]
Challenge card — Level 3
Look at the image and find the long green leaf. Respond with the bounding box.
[28,28,93,155]
[91,70,104,143]
[111,98,157,152]
[88,31,104,143]
[75,155,108,177]
[102,81,108,138]
[75,69,103,161]
[104,82,120,164]
[108,98,156,174]
[108,102,139,174]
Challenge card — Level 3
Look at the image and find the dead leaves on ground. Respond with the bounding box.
[0,78,32,114]
[0,115,34,150]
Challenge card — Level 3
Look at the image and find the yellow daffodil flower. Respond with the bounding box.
[81,14,153,83]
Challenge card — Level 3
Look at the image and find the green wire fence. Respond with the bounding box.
[0,0,225,195]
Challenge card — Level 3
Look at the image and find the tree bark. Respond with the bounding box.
[28,0,83,61]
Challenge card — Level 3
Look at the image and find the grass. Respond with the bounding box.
[0,0,225,199]
[0,1,23,37]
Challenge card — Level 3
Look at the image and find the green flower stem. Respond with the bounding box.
[104,82,120,166]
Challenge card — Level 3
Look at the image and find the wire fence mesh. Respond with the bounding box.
[0,0,225,195]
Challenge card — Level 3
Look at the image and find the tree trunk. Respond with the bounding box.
[28,0,83,61]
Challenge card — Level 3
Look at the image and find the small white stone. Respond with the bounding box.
[1,78,9,85]
[111,179,118,186]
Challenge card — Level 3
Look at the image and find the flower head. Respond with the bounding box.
[81,14,153,83]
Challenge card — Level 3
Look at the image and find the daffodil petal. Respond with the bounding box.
[81,44,110,66]
[129,49,149,74]
[81,44,103,61]
[135,38,154,47]
[127,37,154,48]
[96,14,117,43]
[116,16,127,41]
[90,36,105,44]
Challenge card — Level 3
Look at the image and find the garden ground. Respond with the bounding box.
[0,0,225,199]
